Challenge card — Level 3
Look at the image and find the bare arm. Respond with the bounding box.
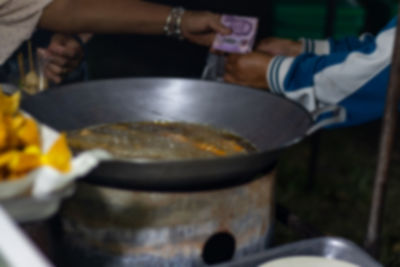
[39,0,230,46]
[39,0,171,35]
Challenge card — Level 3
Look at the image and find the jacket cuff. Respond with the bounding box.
[266,56,295,95]
[299,38,330,55]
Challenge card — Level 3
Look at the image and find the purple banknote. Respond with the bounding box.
[212,15,258,54]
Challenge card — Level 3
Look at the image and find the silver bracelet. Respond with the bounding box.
[164,7,185,40]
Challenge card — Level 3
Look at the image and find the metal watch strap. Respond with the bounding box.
[163,7,185,40]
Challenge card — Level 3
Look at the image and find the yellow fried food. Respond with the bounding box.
[0,151,15,167]
[5,114,25,148]
[0,114,7,150]
[9,152,41,176]
[0,88,72,181]
[17,118,40,147]
[0,90,23,150]
[0,148,42,179]
[42,134,71,173]
[0,90,20,115]
[0,151,17,180]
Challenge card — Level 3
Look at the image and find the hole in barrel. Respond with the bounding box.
[202,232,236,265]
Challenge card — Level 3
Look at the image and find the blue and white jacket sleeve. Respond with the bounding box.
[267,17,397,127]
[301,33,375,55]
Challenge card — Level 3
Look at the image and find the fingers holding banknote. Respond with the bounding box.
[224,52,272,89]
[181,11,231,46]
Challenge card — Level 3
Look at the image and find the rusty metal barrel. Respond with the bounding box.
[57,171,275,267]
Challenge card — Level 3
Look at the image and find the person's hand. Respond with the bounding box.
[256,37,302,57]
[181,11,231,46]
[40,34,85,84]
[224,52,272,89]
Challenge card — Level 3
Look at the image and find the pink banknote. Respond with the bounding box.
[212,15,259,54]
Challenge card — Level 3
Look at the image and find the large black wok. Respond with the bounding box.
[21,78,314,191]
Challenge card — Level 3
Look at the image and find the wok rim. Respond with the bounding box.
[60,78,314,165]
[22,77,314,191]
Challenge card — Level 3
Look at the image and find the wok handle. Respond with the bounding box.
[306,105,346,136]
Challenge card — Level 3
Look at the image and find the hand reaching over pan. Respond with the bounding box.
[224,52,272,89]
[38,34,90,84]
[256,37,302,57]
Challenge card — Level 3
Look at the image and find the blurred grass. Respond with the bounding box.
[273,119,400,265]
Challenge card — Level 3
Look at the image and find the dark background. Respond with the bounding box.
[86,0,274,79]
